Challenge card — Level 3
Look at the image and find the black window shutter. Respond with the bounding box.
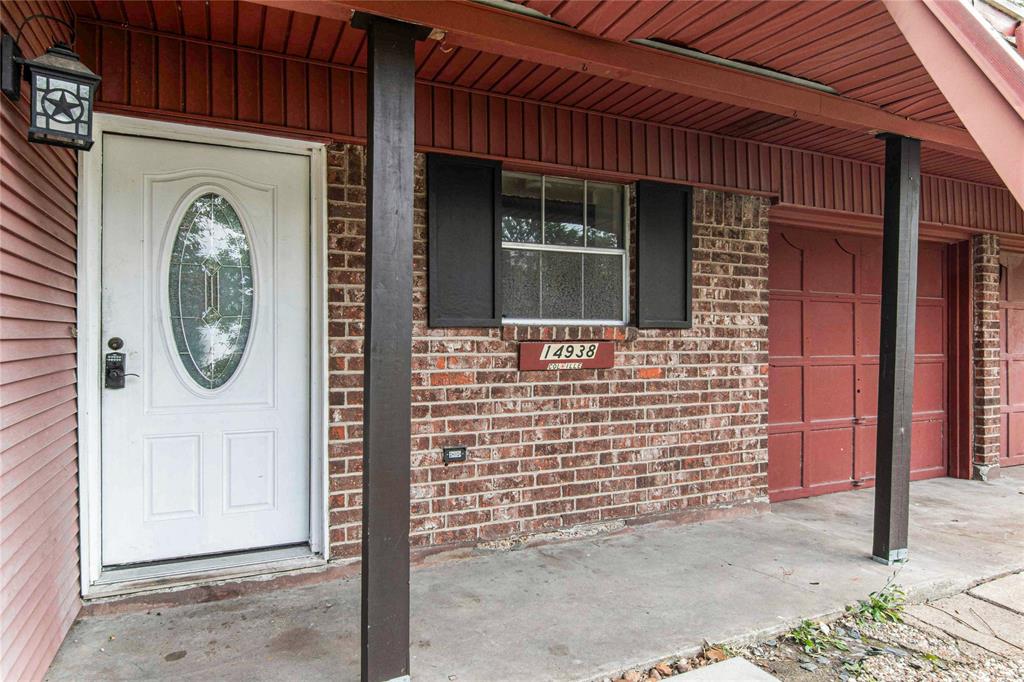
[636,181,693,329]
[427,154,502,327]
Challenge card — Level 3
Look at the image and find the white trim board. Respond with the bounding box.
[77,114,330,597]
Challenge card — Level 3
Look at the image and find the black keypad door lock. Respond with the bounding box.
[105,352,126,389]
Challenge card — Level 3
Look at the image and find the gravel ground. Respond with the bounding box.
[742,612,1024,682]
[601,585,1024,682]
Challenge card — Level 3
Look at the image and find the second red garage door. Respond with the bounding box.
[1001,255,1024,468]
[768,226,949,501]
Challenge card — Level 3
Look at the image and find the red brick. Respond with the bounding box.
[325,144,770,558]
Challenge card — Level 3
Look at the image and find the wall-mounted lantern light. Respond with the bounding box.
[1,14,101,150]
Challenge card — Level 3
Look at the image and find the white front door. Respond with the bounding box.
[100,134,311,566]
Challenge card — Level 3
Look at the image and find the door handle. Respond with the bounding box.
[104,351,139,389]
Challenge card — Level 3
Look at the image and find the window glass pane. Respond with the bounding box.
[502,173,542,244]
[541,251,583,319]
[584,253,624,321]
[543,177,584,247]
[502,248,540,318]
[586,182,624,248]
[169,192,254,390]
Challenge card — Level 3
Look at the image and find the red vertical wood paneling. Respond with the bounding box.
[261,56,284,126]
[1,5,82,681]
[285,60,308,130]
[671,129,686,181]
[630,121,645,175]
[433,87,453,150]
[99,24,128,104]
[722,138,736,188]
[699,135,712,185]
[76,19,1023,235]
[687,131,701,182]
[658,127,672,180]
[735,140,748,190]
[757,145,770,192]
[308,65,330,133]
[616,119,631,173]
[351,71,366,137]
[487,96,505,157]
[157,36,183,112]
[415,83,432,148]
[522,102,540,161]
[571,110,586,167]
[236,50,261,122]
[452,89,471,152]
[506,99,523,159]
[645,124,660,178]
[184,43,210,115]
[555,108,571,166]
[539,105,556,164]
[330,69,352,136]
[471,93,489,155]
[210,47,237,120]
[128,32,156,108]
[598,115,614,171]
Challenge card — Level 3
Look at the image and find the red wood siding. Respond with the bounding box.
[768,227,949,501]
[1000,256,1024,467]
[75,19,1024,237]
[70,2,1005,188]
[1,3,81,680]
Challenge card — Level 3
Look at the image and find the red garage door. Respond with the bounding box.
[768,226,948,501]
[1000,256,1024,468]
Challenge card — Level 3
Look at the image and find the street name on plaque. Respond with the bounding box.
[518,341,615,371]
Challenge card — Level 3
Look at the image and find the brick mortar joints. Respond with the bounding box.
[971,233,1001,480]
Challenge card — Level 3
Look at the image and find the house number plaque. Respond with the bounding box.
[518,341,615,371]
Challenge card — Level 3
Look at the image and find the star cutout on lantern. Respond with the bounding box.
[44,90,81,122]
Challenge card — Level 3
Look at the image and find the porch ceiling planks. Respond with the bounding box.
[69,1,1008,189]
[521,0,962,132]
[69,0,1024,234]
[252,0,980,158]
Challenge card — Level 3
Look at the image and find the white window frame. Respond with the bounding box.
[501,172,630,326]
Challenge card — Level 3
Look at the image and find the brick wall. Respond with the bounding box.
[326,143,770,560]
[971,233,1001,480]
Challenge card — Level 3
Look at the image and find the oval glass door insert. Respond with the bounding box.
[169,192,254,390]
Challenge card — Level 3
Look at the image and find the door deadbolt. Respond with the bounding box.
[104,349,139,389]
[105,352,126,389]
[107,336,124,350]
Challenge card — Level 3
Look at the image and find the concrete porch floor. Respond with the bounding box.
[47,470,1024,681]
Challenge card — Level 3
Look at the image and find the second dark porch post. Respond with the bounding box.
[355,13,428,682]
[872,134,921,565]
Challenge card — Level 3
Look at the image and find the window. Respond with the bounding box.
[500,172,627,323]
[169,192,254,389]
[426,153,690,330]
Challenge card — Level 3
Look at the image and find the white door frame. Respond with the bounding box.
[77,114,329,596]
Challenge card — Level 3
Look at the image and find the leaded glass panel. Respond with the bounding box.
[169,193,254,389]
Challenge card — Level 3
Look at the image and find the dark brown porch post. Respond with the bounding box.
[353,12,428,682]
[872,134,921,565]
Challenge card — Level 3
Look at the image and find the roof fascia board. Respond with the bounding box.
[884,0,1024,208]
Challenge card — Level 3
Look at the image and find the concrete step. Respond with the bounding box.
[668,658,779,681]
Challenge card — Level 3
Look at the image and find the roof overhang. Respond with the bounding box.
[884,0,1024,207]
[250,0,982,159]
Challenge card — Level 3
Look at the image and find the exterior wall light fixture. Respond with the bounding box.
[1,14,101,150]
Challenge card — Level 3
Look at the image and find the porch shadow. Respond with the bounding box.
[47,469,1024,681]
